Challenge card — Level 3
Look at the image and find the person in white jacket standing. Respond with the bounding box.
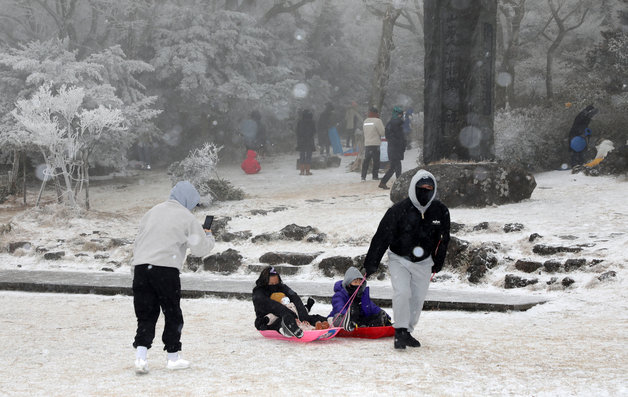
[361,107,386,181]
[131,181,214,374]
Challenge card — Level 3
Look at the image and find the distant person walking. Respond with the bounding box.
[363,170,450,350]
[296,109,317,175]
[344,101,363,150]
[131,181,215,374]
[317,103,335,157]
[378,106,406,190]
[361,107,385,181]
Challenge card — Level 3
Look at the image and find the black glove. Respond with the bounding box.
[305,297,315,312]
[431,263,443,273]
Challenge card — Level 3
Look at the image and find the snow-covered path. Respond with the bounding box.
[1,289,626,396]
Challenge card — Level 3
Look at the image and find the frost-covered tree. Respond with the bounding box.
[0,39,160,187]
[12,84,124,208]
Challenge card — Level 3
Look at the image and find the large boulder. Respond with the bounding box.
[259,252,321,266]
[202,249,243,274]
[390,163,536,207]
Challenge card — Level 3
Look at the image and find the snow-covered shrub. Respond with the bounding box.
[168,142,244,204]
[494,106,571,171]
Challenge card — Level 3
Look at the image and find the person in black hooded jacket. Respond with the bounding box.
[363,169,450,350]
[252,266,328,338]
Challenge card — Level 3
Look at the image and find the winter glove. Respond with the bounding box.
[431,262,443,274]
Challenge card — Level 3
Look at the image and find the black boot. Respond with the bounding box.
[405,331,421,347]
[394,328,407,350]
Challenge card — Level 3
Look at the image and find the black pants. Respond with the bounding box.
[133,264,183,353]
[381,159,402,185]
[361,146,381,179]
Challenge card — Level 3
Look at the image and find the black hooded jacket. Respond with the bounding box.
[363,170,450,277]
[252,267,310,330]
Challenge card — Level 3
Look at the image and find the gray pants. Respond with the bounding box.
[387,252,433,333]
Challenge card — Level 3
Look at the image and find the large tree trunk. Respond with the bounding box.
[368,5,402,112]
[545,32,563,100]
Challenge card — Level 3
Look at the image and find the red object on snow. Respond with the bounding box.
[337,325,395,339]
[241,150,261,174]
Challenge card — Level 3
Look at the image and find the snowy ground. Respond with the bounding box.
[0,150,627,395]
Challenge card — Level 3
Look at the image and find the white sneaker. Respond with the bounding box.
[166,358,190,370]
[135,358,149,374]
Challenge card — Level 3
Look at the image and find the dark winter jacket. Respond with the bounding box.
[363,170,450,276]
[317,106,335,146]
[385,116,406,161]
[241,150,261,174]
[328,280,381,319]
[296,110,317,152]
[568,105,598,141]
[252,267,311,330]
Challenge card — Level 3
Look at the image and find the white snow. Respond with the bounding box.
[0,150,627,395]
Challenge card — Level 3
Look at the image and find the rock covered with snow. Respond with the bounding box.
[390,163,536,208]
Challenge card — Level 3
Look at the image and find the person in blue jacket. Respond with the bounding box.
[329,266,391,331]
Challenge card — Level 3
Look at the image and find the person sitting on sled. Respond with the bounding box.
[268,291,330,332]
[252,266,329,338]
[329,266,392,331]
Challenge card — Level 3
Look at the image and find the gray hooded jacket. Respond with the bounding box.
[132,181,214,270]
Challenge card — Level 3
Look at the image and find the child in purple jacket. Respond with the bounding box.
[329,267,392,330]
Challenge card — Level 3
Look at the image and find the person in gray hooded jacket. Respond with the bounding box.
[363,170,450,349]
[131,181,215,374]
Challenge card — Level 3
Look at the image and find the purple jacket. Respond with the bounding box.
[328,280,382,318]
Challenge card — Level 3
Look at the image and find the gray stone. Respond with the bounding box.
[558,235,578,240]
[218,231,252,242]
[561,277,575,287]
[251,233,278,243]
[529,233,542,242]
[564,259,586,272]
[109,238,132,247]
[259,252,320,266]
[504,274,538,289]
[390,164,536,208]
[94,254,110,260]
[466,247,498,283]
[532,245,582,255]
[75,253,89,257]
[184,256,204,272]
[36,246,48,253]
[44,251,65,260]
[515,260,542,273]
[318,256,354,277]
[211,217,230,235]
[444,236,470,269]
[546,277,558,285]
[249,263,300,276]
[472,222,490,231]
[597,271,616,282]
[202,249,242,274]
[280,224,316,240]
[504,223,524,233]
[8,241,31,253]
[432,273,453,282]
[306,233,326,243]
[450,222,465,234]
[101,267,114,272]
[543,260,562,273]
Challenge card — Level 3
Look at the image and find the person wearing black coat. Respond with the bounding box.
[296,109,316,175]
[568,104,599,167]
[378,106,406,190]
[317,103,335,156]
[252,266,327,338]
[363,169,450,350]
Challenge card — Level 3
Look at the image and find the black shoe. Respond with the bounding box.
[378,182,389,190]
[394,328,407,350]
[305,297,315,312]
[280,318,304,338]
[405,332,421,347]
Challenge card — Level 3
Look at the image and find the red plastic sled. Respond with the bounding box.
[337,326,395,339]
[259,327,342,342]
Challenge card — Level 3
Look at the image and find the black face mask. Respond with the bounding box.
[346,284,362,296]
[416,188,434,206]
[268,284,281,293]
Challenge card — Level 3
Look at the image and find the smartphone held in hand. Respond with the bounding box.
[203,215,214,230]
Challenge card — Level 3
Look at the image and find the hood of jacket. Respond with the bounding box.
[408,169,437,215]
[342,266,363,289]
[169,181,200,211]
[246,150,257,159]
